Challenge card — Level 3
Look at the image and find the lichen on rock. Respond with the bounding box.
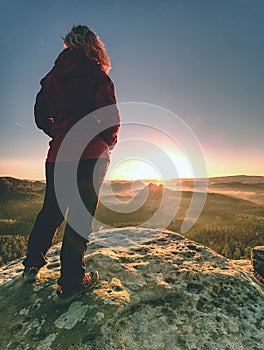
[54,301,88,330]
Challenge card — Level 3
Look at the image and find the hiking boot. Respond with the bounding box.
[54,270,99,304]
[22,266,41,283]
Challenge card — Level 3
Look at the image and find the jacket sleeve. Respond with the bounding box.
[34,80,53,137]
[95,74,120,150]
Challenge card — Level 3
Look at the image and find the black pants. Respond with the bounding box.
[23,158,109,290]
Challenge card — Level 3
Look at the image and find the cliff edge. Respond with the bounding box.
[0,227,263,350]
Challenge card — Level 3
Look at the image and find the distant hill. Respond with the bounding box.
[209,182,264,190]
[0,177,45,195]
[209,175,264,184]
[1,175,264,193]
[101,180,146,198]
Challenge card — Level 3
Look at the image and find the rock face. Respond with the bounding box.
[0,227,264,350]
[252,246,264,283]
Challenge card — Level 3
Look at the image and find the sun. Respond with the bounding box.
[106,149,194,181]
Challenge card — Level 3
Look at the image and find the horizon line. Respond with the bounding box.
[1,174,264,183]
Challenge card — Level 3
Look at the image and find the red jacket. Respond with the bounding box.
[34,48,120,162]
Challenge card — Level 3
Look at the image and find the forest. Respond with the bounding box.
[0,176,263,265]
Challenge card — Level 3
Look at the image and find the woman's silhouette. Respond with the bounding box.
[22,25,120,302]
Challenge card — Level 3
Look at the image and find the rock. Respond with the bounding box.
[0,227,264,350]
[251,246,264,283]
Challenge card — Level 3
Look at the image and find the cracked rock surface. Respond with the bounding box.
[0,227,264,350]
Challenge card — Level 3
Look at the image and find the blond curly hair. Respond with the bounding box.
[63,25,111,73]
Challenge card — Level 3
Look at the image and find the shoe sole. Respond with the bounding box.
[54,271,99,305]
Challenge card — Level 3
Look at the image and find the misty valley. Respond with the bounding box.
[0,175,264,265]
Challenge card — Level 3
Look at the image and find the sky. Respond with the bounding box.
[0,0,263,180]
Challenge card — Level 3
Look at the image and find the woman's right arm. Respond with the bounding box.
[95,74,120,150]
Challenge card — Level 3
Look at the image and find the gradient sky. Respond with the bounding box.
[0,0,263,180]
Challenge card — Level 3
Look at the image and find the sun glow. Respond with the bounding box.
[107,150,194,181]
[166,151,193,178]
[108,159,161,181]
[0,159,45,180]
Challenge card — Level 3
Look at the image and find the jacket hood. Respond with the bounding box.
[53,48,99,76]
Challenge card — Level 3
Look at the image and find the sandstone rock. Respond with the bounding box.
[0,227,263,350]
[251,246,264,283]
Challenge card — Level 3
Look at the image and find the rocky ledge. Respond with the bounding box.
[0,227,263,350]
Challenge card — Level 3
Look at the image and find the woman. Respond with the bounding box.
[22,25,120,303]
